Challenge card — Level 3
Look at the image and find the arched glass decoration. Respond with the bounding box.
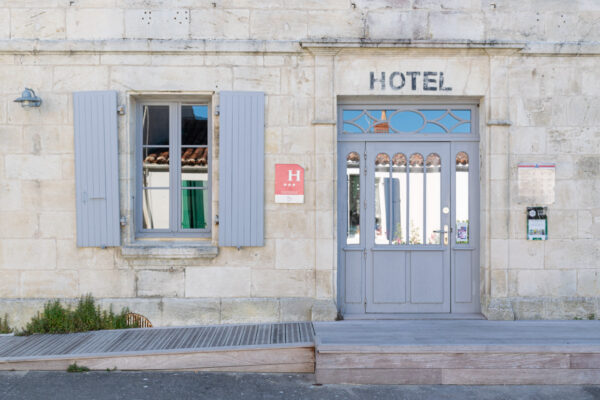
[374,153,391,244]
[346,152,361,245]
[456,152,469,244]
[343,108,472,134]
[408,153,424,244]
[391,153,407,244]
[425,153,441,244]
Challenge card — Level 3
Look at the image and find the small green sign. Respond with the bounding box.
[527,207,547,240]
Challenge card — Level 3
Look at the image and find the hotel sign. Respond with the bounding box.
[369,71,452,91]
[275,164,304,204]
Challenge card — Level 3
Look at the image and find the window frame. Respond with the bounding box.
[135,100,212,238]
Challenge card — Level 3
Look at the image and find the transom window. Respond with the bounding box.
[342,107,472,134]
[136,102,211,237]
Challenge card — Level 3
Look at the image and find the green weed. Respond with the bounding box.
[67,363,90,373]
[0,314,12,334]
[19,294,134,336]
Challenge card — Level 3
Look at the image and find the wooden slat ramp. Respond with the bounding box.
[314,320,600,385]
[0,322,315,373]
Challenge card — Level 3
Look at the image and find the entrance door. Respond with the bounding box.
[365,142,450,313]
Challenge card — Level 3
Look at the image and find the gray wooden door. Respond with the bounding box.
[365,142,451,313]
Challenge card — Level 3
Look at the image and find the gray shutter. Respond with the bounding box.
[218,91,264,247]
[73,91,120,247]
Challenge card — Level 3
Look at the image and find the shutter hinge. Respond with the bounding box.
[215,214,219,226]
[117,105,126,115]
[120,216,128,226]
[214,105,220,116]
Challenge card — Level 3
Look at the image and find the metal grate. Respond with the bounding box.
[0,322,314,360]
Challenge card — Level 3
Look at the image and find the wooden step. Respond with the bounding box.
[314,320,600,385]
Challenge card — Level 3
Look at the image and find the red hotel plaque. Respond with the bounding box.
[275,164,304,204]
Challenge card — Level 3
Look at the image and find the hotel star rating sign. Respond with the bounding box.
[275,164,304,204]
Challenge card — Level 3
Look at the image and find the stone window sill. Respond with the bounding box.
[121,242,219,259]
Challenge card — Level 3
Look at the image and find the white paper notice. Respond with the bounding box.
[517,164,555,204]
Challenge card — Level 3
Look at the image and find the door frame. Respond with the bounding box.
[336,99,481,317]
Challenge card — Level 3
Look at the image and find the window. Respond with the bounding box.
[342,107,472,134]
[136,102,211,237]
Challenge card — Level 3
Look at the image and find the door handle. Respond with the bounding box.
[433,225,449,245]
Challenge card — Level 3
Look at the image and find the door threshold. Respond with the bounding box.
[342,313,486,320]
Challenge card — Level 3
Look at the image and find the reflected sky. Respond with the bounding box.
[343,109,471,134]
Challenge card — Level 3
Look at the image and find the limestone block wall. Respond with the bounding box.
[486,55,600,319]
[0,1,599,43]
[0,1,598,326]
[0,46,339,328]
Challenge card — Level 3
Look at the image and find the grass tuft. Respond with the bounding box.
[18,294,135,336]
[67,363,90,373]
[0,314,12,334]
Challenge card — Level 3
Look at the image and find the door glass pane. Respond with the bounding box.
[143,147,169,188]
[142,189,169,229]
[374,153,391,244]
[181,188,208,229]
[456,152,469,244]
[142,105,169,146]
[181,147,208,185]
[391,153,407,244]
[408,153,424,244]
[181,105,208,146]
[425,153,441,244]
[346,152,360,245]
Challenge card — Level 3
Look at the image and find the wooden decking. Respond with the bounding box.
[0,322,315,373]
[314,320,600,385]
[2,319,600,384]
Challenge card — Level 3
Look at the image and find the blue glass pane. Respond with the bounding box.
[367,110,393,133]
[452,122,471,133]
[389,111,424,132]
[192,105,207,120]
[343,109,362,121]
[343,123,362,133]
[452,109,471,121]
[343,110,371,133]
[421,109,446,120]
[438,113,460,130]
[422,123,445,133]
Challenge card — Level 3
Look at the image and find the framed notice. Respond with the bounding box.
[527,207,548,240]
[518,164,555,204]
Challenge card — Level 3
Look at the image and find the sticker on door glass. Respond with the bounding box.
[456,221,469,244]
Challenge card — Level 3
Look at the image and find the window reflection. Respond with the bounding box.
[346,152,361,245]
[181,187,208,229]
[456,152,469,244]
[181,147,208,186]
[391,153,407,244]
[142,147,170,188]
[408,153,424,244]
[342,108,472,134]
[143,189,169,229]
[425,153,441,244]
[374,153,391,244]
[181,105,208,146]
[142,105,169,146]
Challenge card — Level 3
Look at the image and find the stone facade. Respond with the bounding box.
[0,1,599,327]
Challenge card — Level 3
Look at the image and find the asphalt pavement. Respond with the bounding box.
[1,371,600,400]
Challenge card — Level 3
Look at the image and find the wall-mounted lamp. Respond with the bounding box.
[14,88,42,108]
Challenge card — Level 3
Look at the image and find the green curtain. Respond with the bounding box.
[182,181,206,229]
